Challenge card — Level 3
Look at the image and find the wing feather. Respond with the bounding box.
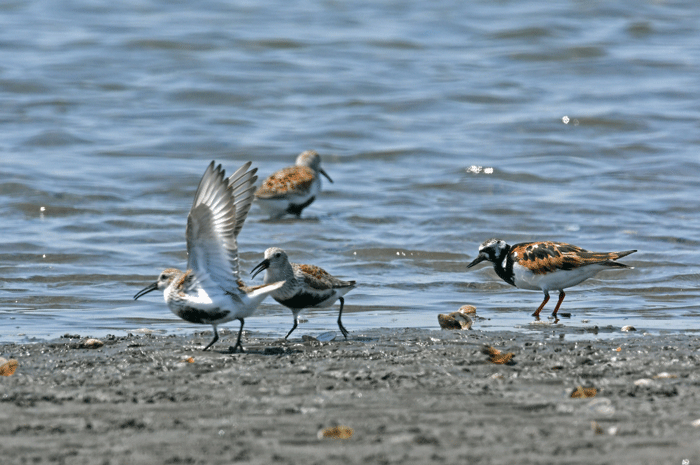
[255,166,315,199]
[186,161,256,292]
[296,263,356,290]
[228,161,258,238]
[511,241,635,275]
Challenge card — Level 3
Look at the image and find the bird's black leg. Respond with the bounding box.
[286,196,315,217]
[337,297,349,339]
[231,319,245,353]
[284,315,299,339]
[203,325,219,351]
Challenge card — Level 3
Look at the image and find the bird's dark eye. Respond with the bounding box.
[275,252,281,258]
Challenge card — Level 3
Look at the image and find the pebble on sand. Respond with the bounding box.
[621,325,636,332]
[0,357,18,376]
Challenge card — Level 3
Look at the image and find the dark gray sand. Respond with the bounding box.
[2,327,699,465]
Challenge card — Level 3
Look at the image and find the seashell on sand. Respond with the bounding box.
[318,425,354,440]
[80,338,105,349]
[438,305,475,330]
[0,357,19,376]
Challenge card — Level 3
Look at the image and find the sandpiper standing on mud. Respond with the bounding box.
[251,247,356,339]
[467,238,636,318]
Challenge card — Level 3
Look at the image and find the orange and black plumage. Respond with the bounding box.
[467,238,636,318]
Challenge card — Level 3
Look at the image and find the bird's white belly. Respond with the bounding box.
[512,263,606,291]
[165,284,251,322]
[256,197,293,215]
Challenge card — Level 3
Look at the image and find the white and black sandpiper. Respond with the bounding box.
[250,247,356,339]
[467,238,636,318]
[254,150,333,219]
[134,161,285,352]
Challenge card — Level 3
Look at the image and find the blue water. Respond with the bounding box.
[1,0,699,343]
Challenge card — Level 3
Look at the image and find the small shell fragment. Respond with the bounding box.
[180,357,195,363]
[316,332,337,342]
[586,398,614,415]
[481,345,515,364]
[438,306,474,330]
[621,325,636,332]
[571,386,597,398]
[691,419,700,428]
[653,372,677,379]
[634,378,653,386]
[437,314,458,330]
[0,357,19,376]
[491,353,514,364]
[318,425,354,440]
[80,338,104,349]
[458,305,476,314]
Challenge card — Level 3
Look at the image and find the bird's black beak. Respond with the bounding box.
[250,259,270,279]
[134,282,158,300]
[319,168,333,183]
[466,255,487,269]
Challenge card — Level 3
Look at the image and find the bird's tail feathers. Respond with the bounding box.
[613,250,637,260]
[605,249,637,269]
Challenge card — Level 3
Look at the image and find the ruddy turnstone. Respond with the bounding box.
[250,247,356,339]
[134,161,285,352]
[467,238,636,318]
[254,150,333,219]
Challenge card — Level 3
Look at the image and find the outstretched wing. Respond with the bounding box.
[186,161,254,291]
[227,162,258,238]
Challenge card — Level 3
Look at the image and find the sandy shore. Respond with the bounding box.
[1,327,698,464]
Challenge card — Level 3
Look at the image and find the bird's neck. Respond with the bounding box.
[491,245,515,286]
[264,262,299,298]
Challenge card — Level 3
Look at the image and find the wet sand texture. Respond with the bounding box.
[1,329,699,465]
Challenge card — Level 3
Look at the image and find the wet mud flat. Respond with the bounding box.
[1,327,699,465]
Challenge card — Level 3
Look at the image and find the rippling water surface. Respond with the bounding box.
[2,0,699,343]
